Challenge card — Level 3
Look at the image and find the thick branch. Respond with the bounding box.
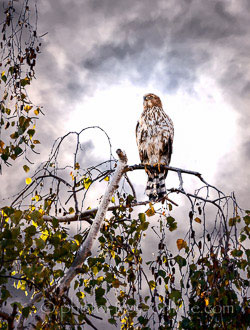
[57,149,127,293]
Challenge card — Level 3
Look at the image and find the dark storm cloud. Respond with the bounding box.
[33,0,250,207]
[35,0,249,99]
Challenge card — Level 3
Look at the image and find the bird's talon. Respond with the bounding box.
[144,164,150,175]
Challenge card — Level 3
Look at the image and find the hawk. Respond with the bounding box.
[136,93,174,201]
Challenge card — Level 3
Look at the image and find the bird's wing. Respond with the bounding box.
[136,120,149,163]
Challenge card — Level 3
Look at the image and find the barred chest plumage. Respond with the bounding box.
[136,93,174,201]
[139,106,174,139]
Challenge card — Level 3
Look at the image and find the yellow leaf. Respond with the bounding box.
[92,266,98,275]
[69,207,74,214]
[25,177,32,185]
[74,239,80,246]
[38,208,44,215]
[83,177,92,189]
[24,105,32,112]
[176,239,187,251]
[78,291,85,299]
[97,276,104,283]
[111,250,115,259]
[104,176,109,181]
[11,271,17,276]
[1,210,7,216]
[34,108,40,115]
[75,162,80,170]
[32,220,38,228]
[194,217,201,224]
[146,204,155,217]
[1,71,5,77]
[205,298,209,306]
[159,295,163,303]
[111,196,115,203]
[40,229,49,241]
[149,280,156,290]
[84,279,89,287]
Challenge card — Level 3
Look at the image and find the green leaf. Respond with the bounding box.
[95,287,105,298]
[35,238,45,249]
[243,215,250,225]
[108,318,117,325]
[23,165,30,173]
[175,255,187,268]
[27,129,35,138]
[25,225,37,236]
[1,75,7,83]
[239,234,247,242]
[139,213,146,222]
[14,146,23,156]
[22,306,30,318]
[158,270,166,278]
[138,315,149,325]
[127,298,136,306]
[11,210,23,224]
[1,153,8,161]
[231,249,243,257]
[52,217,59,228]
[1,287,11,301]
[229,216,240,226]
[20,77,30,87]
[138,302,149,311]
[169,289,181,304]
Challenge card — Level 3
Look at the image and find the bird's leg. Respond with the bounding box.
[153,162,166,172]
[144,163,151,175]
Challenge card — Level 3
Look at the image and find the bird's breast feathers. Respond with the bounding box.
[136,106,174,141]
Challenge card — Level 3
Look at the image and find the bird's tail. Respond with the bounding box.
[146,170,167,201]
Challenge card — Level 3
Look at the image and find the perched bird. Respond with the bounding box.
[136,93,174,201]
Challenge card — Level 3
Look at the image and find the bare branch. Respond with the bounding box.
[43,196,178,224]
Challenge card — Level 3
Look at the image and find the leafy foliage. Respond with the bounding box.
[0,0,43,168]
[0,127,249,329]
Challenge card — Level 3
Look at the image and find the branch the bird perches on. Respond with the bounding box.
[42,162,209,224]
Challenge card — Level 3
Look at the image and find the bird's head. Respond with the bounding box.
[143,93,162,109]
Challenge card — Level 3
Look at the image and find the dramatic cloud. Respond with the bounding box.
[1,0,250,205]
[29,0,250,208]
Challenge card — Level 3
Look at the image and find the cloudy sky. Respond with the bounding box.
[1,0,250,209]
[0,1,249,327]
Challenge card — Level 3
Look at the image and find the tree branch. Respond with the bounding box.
[43,197,178,224]
[125,164,202,177]
[57,149,128,294]
[18,149,128,329]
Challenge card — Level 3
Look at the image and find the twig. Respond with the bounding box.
[43,197,178,224]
